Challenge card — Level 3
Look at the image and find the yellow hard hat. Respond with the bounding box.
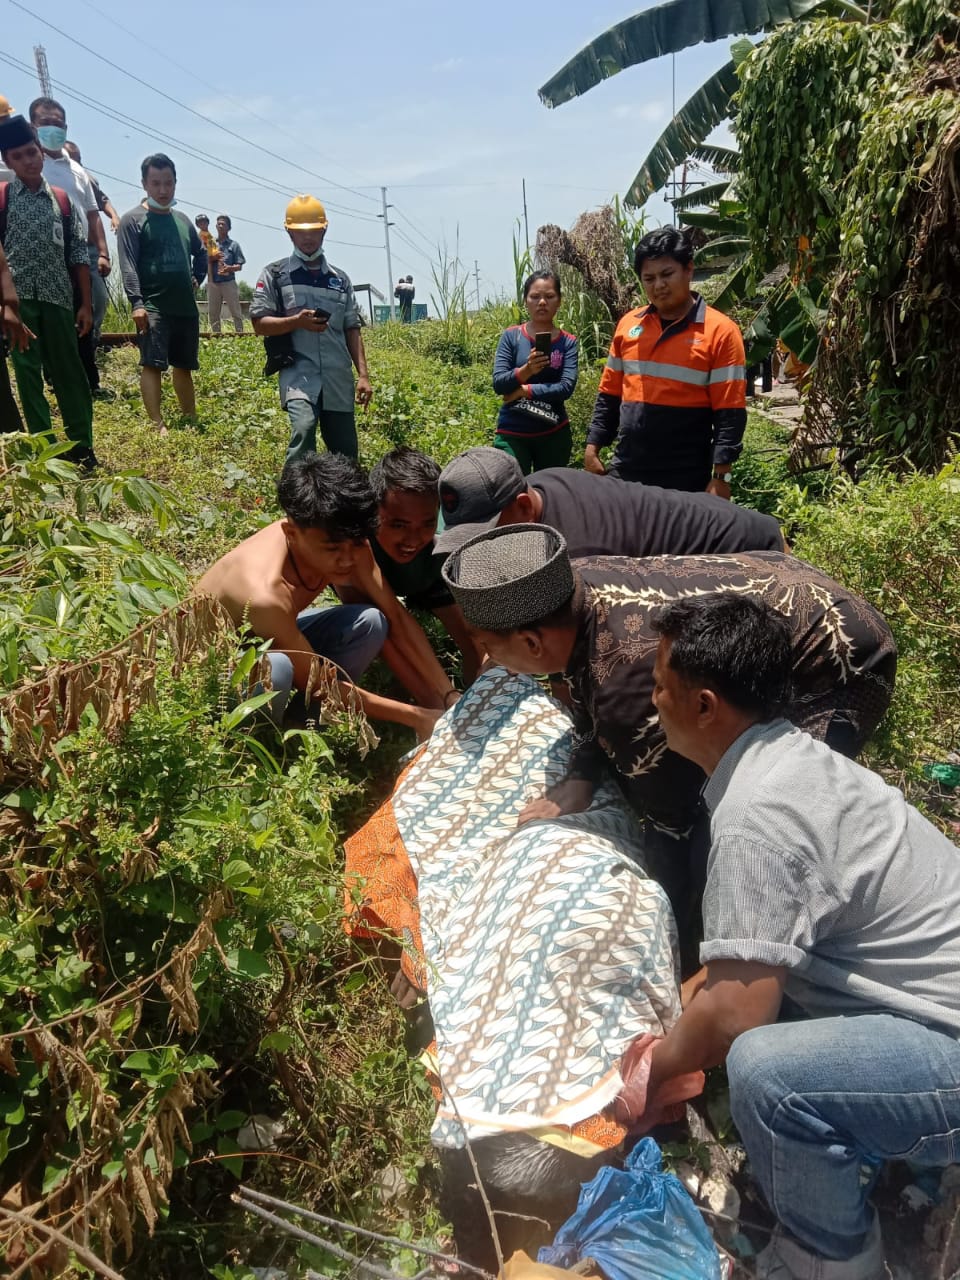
[284,194,328,230]
[0,96,15,119]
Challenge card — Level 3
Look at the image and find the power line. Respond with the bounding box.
[0,50,376,227]
[74,0,376,201]
[391,205,438,254]
[10,0,382,212]
[0,50,286,198]
[391,227,437,268]
[90,168,382,248]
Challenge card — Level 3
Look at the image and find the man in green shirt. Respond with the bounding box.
[0,111,94,466]
[117,153,207,435]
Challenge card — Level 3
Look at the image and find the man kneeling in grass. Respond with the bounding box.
[194,452,454,738]
[634,592,960,1280]
[355,447,483,681]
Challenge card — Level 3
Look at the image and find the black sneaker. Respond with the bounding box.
[66,445,100,473]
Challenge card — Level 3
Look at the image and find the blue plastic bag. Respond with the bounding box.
[538,1138,721,1280]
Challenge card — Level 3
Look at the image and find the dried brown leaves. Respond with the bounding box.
[536,206,637,320]
[0,596,234,789]
[0,896,228,1277]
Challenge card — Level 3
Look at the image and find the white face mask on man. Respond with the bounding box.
[291,244,324,262]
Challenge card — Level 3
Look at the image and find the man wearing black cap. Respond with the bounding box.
[435,448,783,560]
[0,107,95,466]
[441,526,896,914]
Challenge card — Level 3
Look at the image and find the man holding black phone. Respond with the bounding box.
[250,194,372,464]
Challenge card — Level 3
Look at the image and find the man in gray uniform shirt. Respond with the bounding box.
[630,591,960,1280]
[250,194,372,464]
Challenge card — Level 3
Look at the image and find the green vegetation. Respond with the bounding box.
[0,328,957,1276]
[737,0,960,467]
[538,1,960,469]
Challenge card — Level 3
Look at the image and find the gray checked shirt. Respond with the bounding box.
[702,720,960,1036]
[249,252,361,412]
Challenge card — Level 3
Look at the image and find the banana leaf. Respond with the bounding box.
[679,208,749,233]
[691,144,741,172]
[538,0,827,107]
[695,235,752,261]
[670,179,732,209]
[626,63,741,204]
[712,256,754,312]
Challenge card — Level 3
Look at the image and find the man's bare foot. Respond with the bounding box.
[157,422,169,438]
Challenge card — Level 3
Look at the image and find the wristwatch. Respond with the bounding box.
[713,470,733,483]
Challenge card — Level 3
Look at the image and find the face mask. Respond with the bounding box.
[146,195,177,210]
[292,244,324,262]
[37,125,68,150]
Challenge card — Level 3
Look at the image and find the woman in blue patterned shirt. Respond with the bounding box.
[492,271,578,474]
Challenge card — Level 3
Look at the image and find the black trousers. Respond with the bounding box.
[0,352,23,432]
[608,461,712,492]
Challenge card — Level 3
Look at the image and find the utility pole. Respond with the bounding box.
[669,53,678,225]
[379,186,396,320]
[473,259,481,311]
[522,178,530,251]
[34,45,52,96]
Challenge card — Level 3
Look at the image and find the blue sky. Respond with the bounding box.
[1,0,735,315]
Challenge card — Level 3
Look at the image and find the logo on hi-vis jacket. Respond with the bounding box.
[628,324,645,338]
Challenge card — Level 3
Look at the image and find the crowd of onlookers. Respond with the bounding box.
[4,86,960,1280]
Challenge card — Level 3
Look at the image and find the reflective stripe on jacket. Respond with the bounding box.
[587,293,747,475]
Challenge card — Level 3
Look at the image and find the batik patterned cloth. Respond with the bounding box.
[345,669,681,1151]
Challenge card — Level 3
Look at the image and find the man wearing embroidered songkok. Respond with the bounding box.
[441,526,895,916]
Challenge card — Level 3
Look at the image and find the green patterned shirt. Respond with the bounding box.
[3,177,87,311]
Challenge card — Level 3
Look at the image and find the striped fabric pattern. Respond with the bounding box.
[391,668,681,1149]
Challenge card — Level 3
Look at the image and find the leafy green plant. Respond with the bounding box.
[736,2,960,468]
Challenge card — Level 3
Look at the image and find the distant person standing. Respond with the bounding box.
[584,226,746,496]
[394,274,414,323]
[28,98,111,397]
[207,214,245,334]
[492,270,578,474]
[0,110,95,466]
[118,154,207,436]
[250,195,372,463]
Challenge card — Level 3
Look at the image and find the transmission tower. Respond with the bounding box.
[34,46,52,96]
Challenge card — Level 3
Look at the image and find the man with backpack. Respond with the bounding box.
[249,195,372,464]
[29,98,112,398]
[0,108,95,467]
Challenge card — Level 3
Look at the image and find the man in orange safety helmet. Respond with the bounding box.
[250,194,372,463]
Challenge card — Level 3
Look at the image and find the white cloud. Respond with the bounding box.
[432,56,464,73]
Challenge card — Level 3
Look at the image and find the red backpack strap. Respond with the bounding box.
[49,186,75,266]
[50,185,72,221]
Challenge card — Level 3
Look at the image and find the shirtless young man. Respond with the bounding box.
[194,452,454,737]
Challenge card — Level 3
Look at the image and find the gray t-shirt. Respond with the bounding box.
[702,720,960,1035]
[249,253,361,412]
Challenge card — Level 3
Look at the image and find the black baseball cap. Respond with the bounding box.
[434,448,526,555]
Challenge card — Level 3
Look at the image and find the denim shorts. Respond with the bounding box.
[138,312,200,371]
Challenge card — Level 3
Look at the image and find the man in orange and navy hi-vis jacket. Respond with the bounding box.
[583,226,747,499]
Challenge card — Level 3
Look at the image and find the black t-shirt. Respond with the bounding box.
[532,468,783,559]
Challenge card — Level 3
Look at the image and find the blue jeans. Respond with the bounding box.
[265,604,387,726]
[728,1013,960,1261]
[284,396,358,464]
